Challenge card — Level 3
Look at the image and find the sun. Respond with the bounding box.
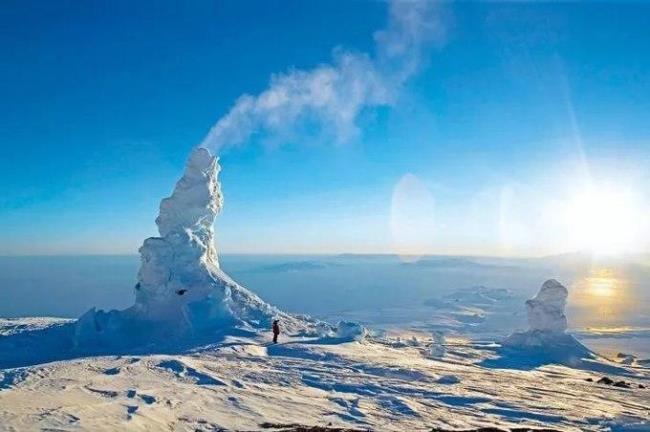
[586,271,617,297]
[565,185,641,255]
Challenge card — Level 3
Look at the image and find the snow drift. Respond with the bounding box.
[75,148,315,348]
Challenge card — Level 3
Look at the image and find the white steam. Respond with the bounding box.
[200,0,442,152]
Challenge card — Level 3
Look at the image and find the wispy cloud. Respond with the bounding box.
[200,0,444,152]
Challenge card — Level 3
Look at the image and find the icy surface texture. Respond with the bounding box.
[75,148,311,347]
[132,148,293,329]
[525,279,568,332]
[429,331,446,358]
[335,321,368,341]
[134,147,224,319]
[502,279,592,360]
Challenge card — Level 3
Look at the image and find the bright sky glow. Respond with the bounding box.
[1,1,649,257]
[390,173,436,262]
[563,184,644,255]
[570,268,637,326]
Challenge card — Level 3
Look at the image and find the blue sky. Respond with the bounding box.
[1,1,649,256]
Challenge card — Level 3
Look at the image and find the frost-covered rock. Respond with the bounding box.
[335,321,367,341]
[75,148,310,347]
[525,279,568,332]
[314,322,336,338]
[133,148,225,321]
[429,331,446,358]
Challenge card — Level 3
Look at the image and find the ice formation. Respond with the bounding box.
[131,147,282,327]
[334,321,368,341]
[75,148,312,347]
[525,279,568,332]
[503,279,591,360]
[429,331,446,358]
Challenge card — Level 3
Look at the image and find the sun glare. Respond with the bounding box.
[587,274,617,297]
[571,268,636,327]
[565,185,641,255]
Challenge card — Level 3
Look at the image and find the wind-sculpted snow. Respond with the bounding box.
[1,319,648,431]
[429,331,446,358]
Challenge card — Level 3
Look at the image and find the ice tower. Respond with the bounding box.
[75,148,308,347]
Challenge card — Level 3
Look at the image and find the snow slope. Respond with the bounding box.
[1,318,648,431]
[2,151,649,430]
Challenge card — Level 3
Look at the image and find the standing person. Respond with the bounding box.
[272,320,280,344]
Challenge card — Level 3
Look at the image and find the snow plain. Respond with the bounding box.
[1,318,649,431]
[1,147,649,430]
[1,275,649,432]
[2,252,650,431]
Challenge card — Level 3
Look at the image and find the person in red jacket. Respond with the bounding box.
[272,320,280,344]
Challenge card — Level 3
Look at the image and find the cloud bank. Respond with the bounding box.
[200,0,442,152]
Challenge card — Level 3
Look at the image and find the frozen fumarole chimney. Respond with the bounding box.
[525,279,568,333]
[75,148,308,347]
[134,148,223,318]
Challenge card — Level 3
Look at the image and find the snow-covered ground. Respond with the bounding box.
[2,149,649,431]
[2,255,650,431]
[1,318,649,431]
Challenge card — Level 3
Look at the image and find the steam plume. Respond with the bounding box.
[200,0,442,152]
